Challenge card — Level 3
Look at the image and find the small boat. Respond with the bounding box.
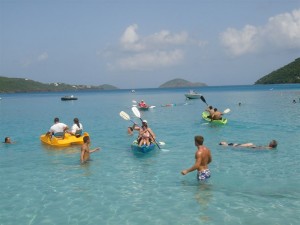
[61,95,78,101]
[202,111,228,125]
[138,100,150,110]
[40,132,89,147]
[185,90,201,99]
[131,140,156,153]
[138,105,150,110]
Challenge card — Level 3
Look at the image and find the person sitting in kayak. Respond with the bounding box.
[205,106,214,119]
[46,117,69,138]
[139,100,147,108]
[137,120,156,146]
[219,140,277,149]
[139,124,151,146]
[70,118,83,137]
[211,108,223,120]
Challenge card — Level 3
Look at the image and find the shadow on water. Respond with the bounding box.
[180,180,214,222]
[41,143,80,155]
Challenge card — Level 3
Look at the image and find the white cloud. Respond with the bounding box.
[120,24,145,51]
[110,24,204,70]
[264,9,300,48]
[116,49,184,70]
[146,30,189,45]
[37,52,48,61]
[221,25,259,56]
[220,8,300,56]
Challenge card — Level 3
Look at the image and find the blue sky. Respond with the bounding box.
[1,0,299,89]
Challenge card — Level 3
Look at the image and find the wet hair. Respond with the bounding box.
[194,136,204,145]
[74,118,80,128]
[4,137,10,143]
[54,117,59,123]
[83,136,90,143]
[269,140,277,148]
[214,108,217,112]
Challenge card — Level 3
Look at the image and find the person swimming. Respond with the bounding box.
[219,140,277,149]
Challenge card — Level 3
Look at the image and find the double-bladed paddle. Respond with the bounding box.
[200,95,230,114]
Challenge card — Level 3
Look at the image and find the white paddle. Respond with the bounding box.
[119,111,136,124]
[223,108,230,114]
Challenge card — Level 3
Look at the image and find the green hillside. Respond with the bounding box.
[159,78,206,88]
[255,58,300,84]
[0,76,118,93]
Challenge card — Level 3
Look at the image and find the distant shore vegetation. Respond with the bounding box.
[159,78,207,88]
[0,76,118,93]
[1,57,299,93]
[255,58,300,84]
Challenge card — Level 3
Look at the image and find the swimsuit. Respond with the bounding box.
[197,169,211,181]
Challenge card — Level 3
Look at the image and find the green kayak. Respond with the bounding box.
[202,111,228,125]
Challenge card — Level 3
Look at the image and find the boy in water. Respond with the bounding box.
[181,135,212,181]
[80,136,100,163]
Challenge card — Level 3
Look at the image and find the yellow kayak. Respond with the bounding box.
[40,132,89,147]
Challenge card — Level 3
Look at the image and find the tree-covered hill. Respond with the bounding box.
[255,58,300,84]
[159,78,207,88]
[0,76,118,93]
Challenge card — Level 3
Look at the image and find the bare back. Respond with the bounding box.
[81,143,90,162]
[195,145,212,171]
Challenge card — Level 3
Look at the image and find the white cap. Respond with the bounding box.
[143,120,147,123]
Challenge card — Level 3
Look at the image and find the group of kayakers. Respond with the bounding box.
[128,120,156,146]
[205,105,223,120]
[46,117,83,137]
[4,97,278,183]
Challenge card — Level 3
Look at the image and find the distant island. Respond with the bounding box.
[0,76,118,93]
[159,78,207,88]
[255,58,300,84]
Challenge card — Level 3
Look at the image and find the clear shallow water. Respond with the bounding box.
[0,84,300,225]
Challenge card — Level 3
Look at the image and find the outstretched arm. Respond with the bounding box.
[90,147,100,153]
[181,152,202,175]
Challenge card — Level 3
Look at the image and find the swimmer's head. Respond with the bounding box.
[269,140,277,148]
[219,142,228,146]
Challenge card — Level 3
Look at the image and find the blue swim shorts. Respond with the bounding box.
[197,169,211,181]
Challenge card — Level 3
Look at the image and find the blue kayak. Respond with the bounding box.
[131,140,156,153]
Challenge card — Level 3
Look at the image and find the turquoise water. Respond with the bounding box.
[0,84,300,225]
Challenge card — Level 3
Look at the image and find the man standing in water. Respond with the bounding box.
[181,136,212,181]
[81,136,100,163]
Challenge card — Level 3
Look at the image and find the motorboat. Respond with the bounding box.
[184,90,201,99]
[61,95,78,101]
